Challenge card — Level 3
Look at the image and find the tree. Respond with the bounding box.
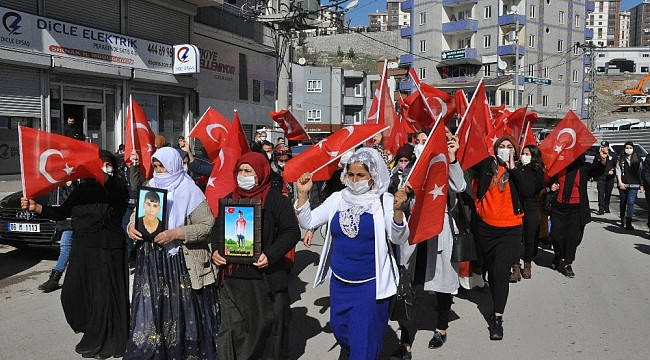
[347,48,355,59]
[337,46,344,58]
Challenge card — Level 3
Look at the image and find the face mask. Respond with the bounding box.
[237,175,257,190]
[397,163,407,170]
[259,136,266,142]
[497,148,511,163]
[183,164,188,172]
[625,148,633,155]
[520,155,531,166]
[153,172,171,179]
[102,166,114,176]
[414,144,425,158]
[266,153,273,160]
[345,178,371,195]
[277,162,285,169]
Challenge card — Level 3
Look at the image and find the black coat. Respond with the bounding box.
[641,156,650,188]
[471,156,527,216]
[212,188,301,292]
[551,159,605,228]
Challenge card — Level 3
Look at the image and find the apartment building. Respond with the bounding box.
[587,0,622,47]
[629,0,650,47]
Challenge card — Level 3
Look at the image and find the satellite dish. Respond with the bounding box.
[387,61,398,69]
[498,57,507,70]
[298,57,306,65]
[346,0,359,10]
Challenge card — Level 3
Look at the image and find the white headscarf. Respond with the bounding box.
[339,147,390,215]
[148,147,205,230]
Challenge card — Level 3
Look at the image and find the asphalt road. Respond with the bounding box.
[0,184,649,360]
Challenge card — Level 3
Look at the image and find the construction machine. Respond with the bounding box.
[624,74,650,95]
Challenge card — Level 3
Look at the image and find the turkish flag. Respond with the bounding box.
[406,122,449,244]
[520,112,539,148]
[19,126,104,198]
[270,109,310,141]
[124,97,155,179]
[486,107,528,152]
[366,62,399,151]
[539,110,596,177]
[455,81,492,170]
[384,114,411,156]
[454,90,468,127]
[204,111,251,216]
[189,107,231,163]
[283,124,388,183]
[402,90,434,130]
[408,68,456,127]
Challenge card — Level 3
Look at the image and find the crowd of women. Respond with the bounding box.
[20,128,649,360]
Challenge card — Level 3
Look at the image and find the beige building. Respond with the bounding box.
[587,0,622,47]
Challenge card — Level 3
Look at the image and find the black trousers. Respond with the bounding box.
[477,220,522,314]
[596,177,614,212]
[522,207,540,262]
[550,205,584,264]
[399,286,453,345]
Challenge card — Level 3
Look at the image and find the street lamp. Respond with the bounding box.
[513,6,520,109]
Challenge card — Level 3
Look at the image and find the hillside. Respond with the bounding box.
[594,75,650,125]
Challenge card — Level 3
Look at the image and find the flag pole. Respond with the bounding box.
[454,77,484,136]
[189,107,212,137]
[18,126,26,198]
[409,68,445,133]
[309,125,389,176]
[129,95,135,156]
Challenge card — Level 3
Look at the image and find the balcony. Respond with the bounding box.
[400,81,412,92]
[581,109,590,119]
[399,53,414,67]
[498,14,526,27]
[401,26,413,38]
[442,0,478,8]
[586,1,595,12]
[583,81,592,92]
[441,19,478,35]
[401,0,413,11]
[343,96,364,107]
[498,44,525,56]
[583,53,591,66]
[585,28,594,40]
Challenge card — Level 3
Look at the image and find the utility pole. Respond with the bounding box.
[579,42,600,130]
[514,16,520,109]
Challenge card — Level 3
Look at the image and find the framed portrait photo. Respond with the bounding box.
[217,198,262,264]
[135,186,168,241]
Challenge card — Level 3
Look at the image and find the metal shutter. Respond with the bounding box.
[127,1,190,45]
[0,66,41,117]
[45,0,121,33]
[0,0,38,13]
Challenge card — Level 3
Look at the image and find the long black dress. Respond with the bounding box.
[40,177,130,358]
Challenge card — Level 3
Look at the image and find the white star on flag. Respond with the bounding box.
[491,135,499,144]
[207,177,216,187]
[63,163,74,175]
[429,183,446,200]
[147,143,153,152]
[554,145,563,153]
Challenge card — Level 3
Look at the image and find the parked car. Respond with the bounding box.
[584,142,601,164]
[0,190,68,250]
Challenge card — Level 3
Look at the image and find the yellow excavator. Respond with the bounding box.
[624,74,650,95]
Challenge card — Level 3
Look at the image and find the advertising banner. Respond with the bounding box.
[0,6,175,73]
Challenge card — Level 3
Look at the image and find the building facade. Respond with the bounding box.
[398,0,591,123]
[0,0,277,174]
[629,0,650,47]
[587,0,621,47]
[593,47,650,74]
[619,10,630,47]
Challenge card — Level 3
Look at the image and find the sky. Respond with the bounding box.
[342,0,646,27]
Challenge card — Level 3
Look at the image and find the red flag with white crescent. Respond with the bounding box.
[270,109,310,141]
[19,126,104,198]
[407,122,449,244]
[283,124,389,183]
[124,97,155,178]
[189,107,231,163]
[538,110,596,177]
[455,80,492,170]
[204,111,251,216]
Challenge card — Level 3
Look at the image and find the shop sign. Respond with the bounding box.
[173,44,200,74]
[0,6,176,73]
[441,49,466,60]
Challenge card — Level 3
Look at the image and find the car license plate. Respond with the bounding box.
[8,223,40,232]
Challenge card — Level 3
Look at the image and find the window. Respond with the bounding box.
[529,5,536,18]
[307,80,322,92]
[419,12,426,25]
[354,83,363,96]
[484,65,492,77]
[528,64,535,76]
[420,40,426,52]
[642,66,650,73]
[419,67,426,80]
[484,34,491,48]
[557,103,563,110]
[574,44,580,55]
[558,74,564,81]
[643,53,650,58]
[542,95,549,107]
[484,6,492,19]
[571,98,578,110]
[527,94,534,106]
[307,109,321,122]
[599,53,606,57]
[557,39,564,52]
[543,66,549,78]
[559,11,565,24]
[528,35,536,48]
[575,14,581,28]
[501,90,511,106]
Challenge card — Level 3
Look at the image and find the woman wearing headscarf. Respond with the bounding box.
[295,147,409,359]
[616,141,642,230]
[125,147,219,360]
[21,150,130,359]
[211,152,301,360]
[470,136,527,340]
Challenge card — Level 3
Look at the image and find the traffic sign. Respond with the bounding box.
[524,76,551,85]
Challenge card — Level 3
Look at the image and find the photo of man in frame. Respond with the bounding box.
[224,206,254,256]
[136,189,166,241]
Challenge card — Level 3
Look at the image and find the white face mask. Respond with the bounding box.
[345,178,371,195]
[414,144,425,158]
[153,172,171,179]
[266,152,273,160]
[520,154,531,166]
[237,175,257,190]
[625,148,633,155]
[259,136,266,142]
[183,164,188,172]
[497,148,511,163]
[102,166,114,176]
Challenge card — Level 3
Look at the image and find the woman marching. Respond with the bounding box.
[125,147,219,360]
[616,141,642,230]
[294,147,409,359]
[22,150,130,359]
[211,151,301,360]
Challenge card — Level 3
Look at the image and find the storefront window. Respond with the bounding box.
[159,95,184,141]
[105,92,116,152]
[50,85,62,134]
